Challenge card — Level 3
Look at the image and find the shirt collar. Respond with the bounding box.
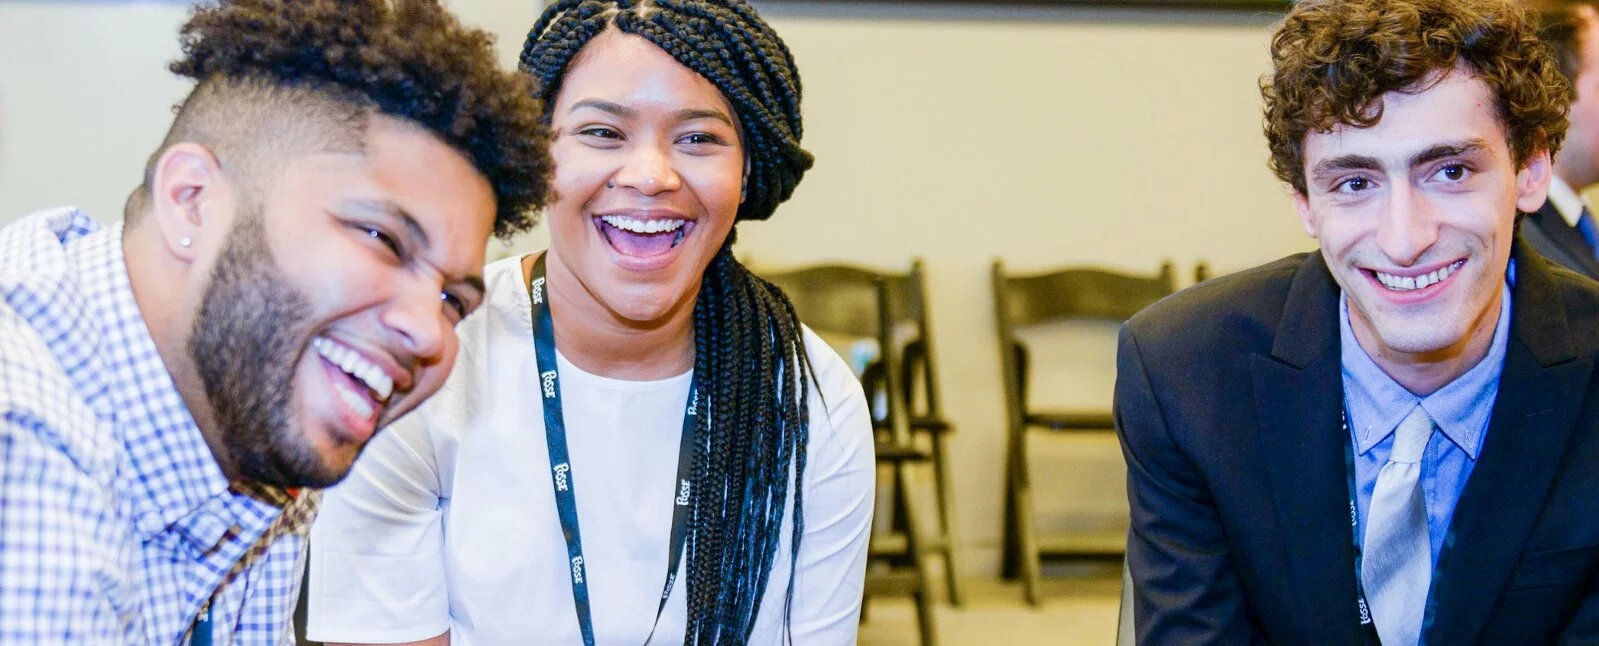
[1339,270,1511,460]
[1548,176,1586,228]
[76,223,287,550]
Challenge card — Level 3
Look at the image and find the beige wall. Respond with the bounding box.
[0,0,546,259]
[740,1,1313,574]
[0,1,1318,576]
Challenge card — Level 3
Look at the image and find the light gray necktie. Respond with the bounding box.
[1361,405,1434,646]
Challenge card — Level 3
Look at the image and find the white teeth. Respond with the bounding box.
[1375,261,1462,292]
[312,337,395,402]
[335,379,375,419]
[600,215,687,234]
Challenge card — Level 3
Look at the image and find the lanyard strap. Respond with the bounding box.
[1342,407,1383,644]
[529,254,700,646]
[189,597,213,646]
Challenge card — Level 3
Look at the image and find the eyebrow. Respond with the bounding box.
[341,198,486,295]
[673,108,736,128]
[1407,138,1491,166]
[1309,137,1494,179]
[569,99,633,118]
[569,99,735,128]
[1311,154,1382,178]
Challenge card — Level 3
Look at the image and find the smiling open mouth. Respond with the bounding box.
[311,336,393,424]
[595,214,695,258]
[1370,259,1466,292]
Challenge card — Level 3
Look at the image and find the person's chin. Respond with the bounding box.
[277,365,379,487]
[603,282,693,323]
[269,420,360,488]
[1368,313,1466,356]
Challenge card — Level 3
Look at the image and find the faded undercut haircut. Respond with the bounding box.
[1262,0,1571,195]
[128,0,553,240]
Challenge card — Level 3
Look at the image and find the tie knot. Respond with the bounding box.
[1391,405,1433,464]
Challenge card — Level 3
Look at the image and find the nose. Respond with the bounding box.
[380,274,450,369]
[1374,182,1439,266]
[610,140,683,196]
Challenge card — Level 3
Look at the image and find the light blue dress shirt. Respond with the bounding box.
[1339,272,1511,567]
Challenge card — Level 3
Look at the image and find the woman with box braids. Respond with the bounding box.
[306,1,873,645]
[521,1,825,642]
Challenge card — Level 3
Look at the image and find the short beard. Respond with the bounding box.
[189,208,344,489]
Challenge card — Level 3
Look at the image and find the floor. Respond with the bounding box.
[856,570,1123,646]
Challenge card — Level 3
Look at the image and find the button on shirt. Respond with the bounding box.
[0,208,319,645]
[1339,276,1510,567]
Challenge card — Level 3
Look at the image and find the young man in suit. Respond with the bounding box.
[1530,2,1599,278]
[1115,0,1599,643]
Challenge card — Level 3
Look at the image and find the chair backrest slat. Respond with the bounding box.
[1001,263,1176,326]
[756,260,946,424]
[991,259,1178,420]
[759,264,886,339]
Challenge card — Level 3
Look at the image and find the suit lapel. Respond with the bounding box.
[1425,240,1594,644]
[1530,202,1599,279]
[1251,253,1366,641]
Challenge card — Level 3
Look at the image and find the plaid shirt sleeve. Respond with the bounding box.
[0,310,143,644]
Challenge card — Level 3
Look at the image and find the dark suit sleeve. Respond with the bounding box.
[1114,323,1264,645]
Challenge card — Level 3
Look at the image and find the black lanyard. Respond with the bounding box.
[1342,407,1384,644]
[528,254,700,646]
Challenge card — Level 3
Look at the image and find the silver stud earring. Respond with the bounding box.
[179,237,192,248]
[606,179,616,189]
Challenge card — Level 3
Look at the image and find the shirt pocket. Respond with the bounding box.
[1506,540,1599,591]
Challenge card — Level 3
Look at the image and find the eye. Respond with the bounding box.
[577,126,623,140]
[678,132,726,146]
[1337,176,1375,193]
[440,291,469,321]
[364,226,402,256]
[1435,163,1470,182]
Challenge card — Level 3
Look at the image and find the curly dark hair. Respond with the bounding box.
[146,0,551,239]
[1263,0,1571,195]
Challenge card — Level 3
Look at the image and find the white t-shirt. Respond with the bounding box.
[305,255,875,646]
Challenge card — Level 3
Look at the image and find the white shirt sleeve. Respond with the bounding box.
[781,329,876,643]
[305,404,451,644]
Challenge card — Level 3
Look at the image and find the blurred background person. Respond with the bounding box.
[1530,0,1599,278]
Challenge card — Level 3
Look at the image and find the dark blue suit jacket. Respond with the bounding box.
[1115,239,1599,644]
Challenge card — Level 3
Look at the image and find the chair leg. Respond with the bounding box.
[1007,428,1043,607]
[930,431,964,607]
[1001,429,1022,581]
[1016,479,1043,607]
[897,460,939,646]
[888,464,914,569]
[915,587,939,646]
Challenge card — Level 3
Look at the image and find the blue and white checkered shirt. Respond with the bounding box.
[0,208,320,645]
